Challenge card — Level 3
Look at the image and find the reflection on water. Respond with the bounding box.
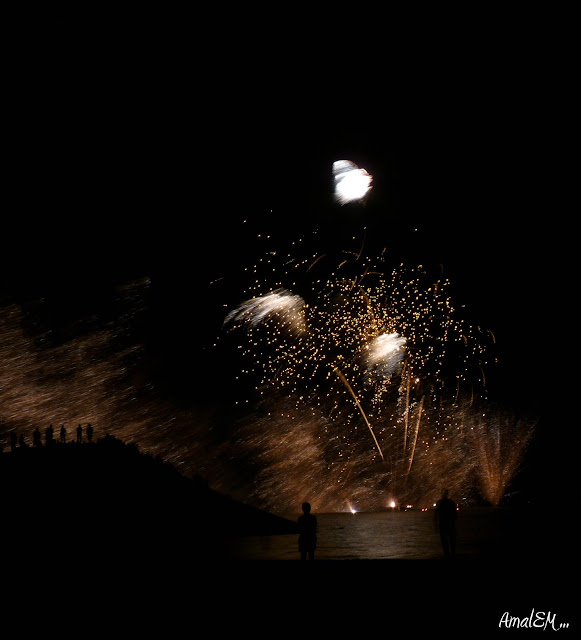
[230,508,507,560]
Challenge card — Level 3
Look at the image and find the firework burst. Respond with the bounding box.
[333,160,373,205]
[221,231,532,511]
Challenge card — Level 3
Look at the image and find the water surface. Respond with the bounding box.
[230,508,506,560]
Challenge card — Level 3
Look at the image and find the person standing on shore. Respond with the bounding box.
[298,502,317,561]
[435,488,457,559]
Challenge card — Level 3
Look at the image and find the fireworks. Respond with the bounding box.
[466,407,536,506]
[333,160,373,204]
[0,103,553,520]
[220,232,533,512]
[0,236,536,515]
[223,235,491,428]
[224,288,306,335]
[364,332,407,380]
[0,88,542,515]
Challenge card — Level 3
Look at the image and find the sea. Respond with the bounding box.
[229,508,499,561]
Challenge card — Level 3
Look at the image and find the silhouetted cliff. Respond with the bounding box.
[0,435,297,564]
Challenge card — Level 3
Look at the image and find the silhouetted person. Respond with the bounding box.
[86,423,93,442]
[10,431,17,451]
[60,424,66,443]
[33,427,42,447]
[76,424,83,443]
[298,502,317,561]
[45,424,54,446]
[435,488,457,559]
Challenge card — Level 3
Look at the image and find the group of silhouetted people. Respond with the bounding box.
[297,489,457,561]
[4,423,95,451]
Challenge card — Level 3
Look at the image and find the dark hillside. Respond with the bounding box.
[0,435,298,566]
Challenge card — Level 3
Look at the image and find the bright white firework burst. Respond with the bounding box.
[333,160,373,204]
[223,288,307,335]
[364,332,406,380]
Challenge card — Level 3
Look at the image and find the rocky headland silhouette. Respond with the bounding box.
[0,434,298,566]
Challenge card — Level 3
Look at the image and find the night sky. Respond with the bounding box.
[2,9,579,511]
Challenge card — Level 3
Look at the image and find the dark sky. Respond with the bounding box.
[3,10,579,501]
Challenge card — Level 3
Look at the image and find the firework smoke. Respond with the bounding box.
[0,282,215,476]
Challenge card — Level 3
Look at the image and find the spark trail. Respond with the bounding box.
[334,366,384,462]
